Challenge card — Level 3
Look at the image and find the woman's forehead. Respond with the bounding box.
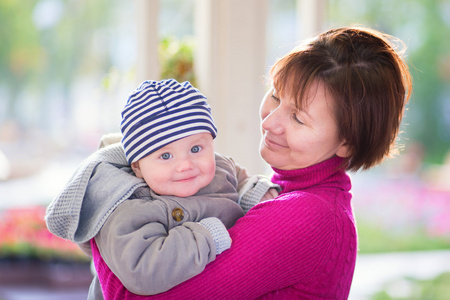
[273,77,321,109]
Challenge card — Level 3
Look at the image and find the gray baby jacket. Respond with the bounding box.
[45,142,274,297]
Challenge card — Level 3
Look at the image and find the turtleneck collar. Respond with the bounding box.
[271,156,351,194]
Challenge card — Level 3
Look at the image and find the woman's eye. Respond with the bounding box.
[191,145,202,153]
[292,113,304,125]
[271,94,280,102]
[160,153,173,160]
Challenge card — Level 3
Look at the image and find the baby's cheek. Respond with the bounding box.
[199,160,215,186]
[206,163,216,182]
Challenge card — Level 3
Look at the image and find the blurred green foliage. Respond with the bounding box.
[0,0,196,133]
[371,272,450,300]
[328,0,450,165]
[1,0,449,165]
[0,0,116,117]
[159,36,196,86]
[356,219,450,254]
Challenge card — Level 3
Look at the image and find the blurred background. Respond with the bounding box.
[0,0,449,299]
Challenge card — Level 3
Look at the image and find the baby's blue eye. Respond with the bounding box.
[191,145,202,153]
[160,153,173,160]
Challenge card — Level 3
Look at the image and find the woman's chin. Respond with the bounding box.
[260,148,282,169]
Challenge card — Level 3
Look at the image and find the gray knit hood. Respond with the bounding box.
[45,143,147,244]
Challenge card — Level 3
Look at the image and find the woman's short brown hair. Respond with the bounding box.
[271,26,412,172]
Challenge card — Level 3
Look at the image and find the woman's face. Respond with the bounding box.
[259,81,348,170]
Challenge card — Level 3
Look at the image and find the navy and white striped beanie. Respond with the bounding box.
[121,79,217,164]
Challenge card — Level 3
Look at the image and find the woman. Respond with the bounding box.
[90,26,412,299]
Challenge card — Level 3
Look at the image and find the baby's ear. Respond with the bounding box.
[131,161,144,178]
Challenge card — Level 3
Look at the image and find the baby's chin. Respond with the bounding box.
[178,181,215,197]
[171,185,204,198]
[172,191,198,197]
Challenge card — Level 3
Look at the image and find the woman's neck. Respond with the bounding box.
[271,156,350,194]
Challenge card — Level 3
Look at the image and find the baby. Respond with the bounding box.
[46,79,278,298]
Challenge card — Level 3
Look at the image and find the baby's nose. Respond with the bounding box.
[177,158,194,172]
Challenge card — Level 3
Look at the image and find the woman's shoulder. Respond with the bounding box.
[235,192,339,250]
[270,190,334,209]
[248,191,334,223]
[250,190,355,238]
[244,191,355,246]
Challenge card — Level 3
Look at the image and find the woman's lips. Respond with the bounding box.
[264,135,288,149]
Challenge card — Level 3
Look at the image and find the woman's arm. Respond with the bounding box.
[99,193,336,299]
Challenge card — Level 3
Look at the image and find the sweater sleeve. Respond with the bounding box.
[95,198,229,295]
[99,193,340,299]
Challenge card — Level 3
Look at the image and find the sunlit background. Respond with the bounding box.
[1,0,450,299]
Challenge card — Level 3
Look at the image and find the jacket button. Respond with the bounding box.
[172,208,184,222]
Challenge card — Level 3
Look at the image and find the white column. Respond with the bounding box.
[136,0,160,84]
[195,0,268,174]
[296,0,326,40]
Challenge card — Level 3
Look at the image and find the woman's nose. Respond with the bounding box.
[261,106,284,135]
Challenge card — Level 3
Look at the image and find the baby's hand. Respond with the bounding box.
[260,188,279,202]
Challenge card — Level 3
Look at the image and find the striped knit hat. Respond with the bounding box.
[121,79,217,164]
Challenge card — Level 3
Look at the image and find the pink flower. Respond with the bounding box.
[0,206,88,261]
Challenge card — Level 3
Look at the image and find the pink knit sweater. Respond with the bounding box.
[91,156,357,299]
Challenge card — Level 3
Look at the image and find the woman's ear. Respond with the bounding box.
[131,161,144,178]
[336,140,351,158]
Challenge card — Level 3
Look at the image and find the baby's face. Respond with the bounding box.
[133,133,216,197]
